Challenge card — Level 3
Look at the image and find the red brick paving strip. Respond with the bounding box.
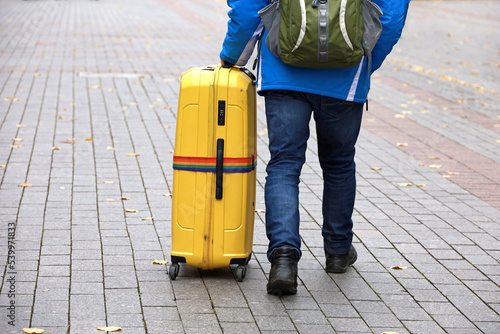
[363,99,500,210]
[377,74,500,135]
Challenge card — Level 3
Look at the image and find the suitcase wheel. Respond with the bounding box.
[169,263,180,280]
[235,265,246,282]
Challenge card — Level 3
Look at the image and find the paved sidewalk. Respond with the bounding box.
[0,0,499,333]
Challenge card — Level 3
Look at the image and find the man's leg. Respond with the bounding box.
[312,96,363,272]
[264,90,312,294]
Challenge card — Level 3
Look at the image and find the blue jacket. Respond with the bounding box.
[220,0,410,103]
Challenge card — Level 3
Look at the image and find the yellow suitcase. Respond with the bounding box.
[170,65,257,281]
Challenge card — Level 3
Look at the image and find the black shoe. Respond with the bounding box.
[266,247,299,295]
[325,245,357,273]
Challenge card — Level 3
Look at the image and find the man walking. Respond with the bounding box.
[220,0,410,295]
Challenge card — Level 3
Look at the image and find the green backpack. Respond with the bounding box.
[258,0,383,69]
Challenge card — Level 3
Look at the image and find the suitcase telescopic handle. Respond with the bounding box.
[215,139,224,200]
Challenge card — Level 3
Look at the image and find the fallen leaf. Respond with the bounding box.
[127,152,141,157]
[22,329,45,334]
[125,209,139,213]
[118,197,130,200]
[442,175,451,179]
[418,163,426,167]
[163,193,172,197]
[142,217,154,221]
[402,111,413,115]
[164,125,171,129]
[152,260,168,265]
[421,109,430,114]
[106,198,116,202]
[396,143,408,147]
[60,138,77,144]
[85,137,93,141]
[370,167,382,171]
[455,98,466,104]
[102,181,115,184]
[10,145,23,148]
[429,156,440,160]
[19,183,32,187]
[122,106,129,111]
[169,150,174,154]
[106,146,115,150]
[394,114,405,119]
[60,187,65,190]
[162,78,174,82]
[391,265,408,270]
[34,73,42,77]
[415,184,426,187]
[42,289,50,292]
[97,327,122,332]
[429,165,442,169]
[17,124,26,128]
[398,183,414,187]
[162,106,172,109]
[440,107,448,111]
[256,209,266,213]
[0,165,5,168]
[382,332,400,334]
[496,139,500,143]
[58,115,65,119]
[494,124,500,128]
[52,146,61,151]
[108,88,117,92]
[13,138,23,142]
[446,171,459,175]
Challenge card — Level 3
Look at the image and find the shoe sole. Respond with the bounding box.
[267,279,297,295]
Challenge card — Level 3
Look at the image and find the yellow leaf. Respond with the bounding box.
[440,107,448,111]
[152,260,168,265]
[97,327,122,332]
[496,139,500,143]
[256,209,266,213]
[142,216,154,221]
[371,167,382,171]
[455,98,466,103]
[106,198,116,202]
[442,175,451,179]
[0,165,5,168]
[429,165,442,169]
[402,110,413,115]
[162,106,172,109]
[125,209,139,213]
[58,115,65,119]
[163,193,172,197]
[415,184,426,187]
[19,183,32,187]
[398,183,414,187]
[85,137,93,141]
[13,138,23,142]
[418,163,426,167]
[118,197,130,200]
[11,145,23,148]
[122,106,129,111]
[127,152,141,156]
[396,143,408,147]
[394,114,405,119]
[365,118,375,122]
[106,146,115,150]
[169,150,174,154]
[391,265,408,270]
[493,124,500,128]
[382,332,400,334]
[33,73,42,77]
[52,146,61,151]
[164,125,171,129]
[108,88,117,92]
[102,181,115,184]
[446,171,459,175]
[429,156,440,160]
[17,124,26,128]
[22,329,45,334]
[60,187,65,190]
[162,78,174,82]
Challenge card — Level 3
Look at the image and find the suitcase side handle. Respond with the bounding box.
[215,138,224,200]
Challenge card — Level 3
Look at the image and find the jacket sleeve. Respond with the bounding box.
[371,0,411,72]
[220,0,268,66]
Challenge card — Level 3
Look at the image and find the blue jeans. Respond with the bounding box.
[264,90,363,260]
